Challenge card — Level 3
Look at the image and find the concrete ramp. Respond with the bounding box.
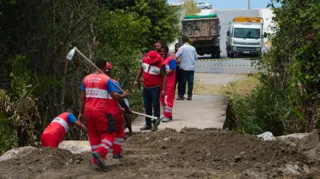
[131,95,229,132]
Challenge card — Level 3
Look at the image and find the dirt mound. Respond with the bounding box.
[0,128,319,179]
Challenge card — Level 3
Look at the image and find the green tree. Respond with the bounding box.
[230,0,320,135]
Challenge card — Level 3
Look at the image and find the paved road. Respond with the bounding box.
[131,95,228,132]
[195,58,259,74]
[195,9,260,73]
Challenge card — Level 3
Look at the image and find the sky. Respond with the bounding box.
[168,0,281,9]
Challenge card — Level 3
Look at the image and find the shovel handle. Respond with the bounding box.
[120,108,158,120]
[74,47,125,93]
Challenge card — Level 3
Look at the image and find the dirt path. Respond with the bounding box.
[0,129,319,179]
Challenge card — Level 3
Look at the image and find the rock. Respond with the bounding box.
[0,146,38,162]
[161,146,167,150]
[234,155,242,162]
[276,131,319,151]
[163,137,172,141]
[275,131,320,162]
[282,164,300,175]
[257,132,275,141]
[302,143,320,163]
[58,140,91,154]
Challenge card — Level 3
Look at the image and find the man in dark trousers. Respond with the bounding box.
[175,36,197,100]
[134,50,167,131]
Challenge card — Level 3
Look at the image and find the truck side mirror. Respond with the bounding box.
[264,32,267,38]
[227,31,230,36]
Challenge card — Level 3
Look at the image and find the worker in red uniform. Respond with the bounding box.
[79,58,129,170]
[105,62,132,159]
[134,50,167,131]
[41,109,87,148]
[160,45,176,122]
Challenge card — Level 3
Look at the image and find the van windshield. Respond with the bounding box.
[234,28,260,39]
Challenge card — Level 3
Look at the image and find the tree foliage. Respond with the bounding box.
[231,0,320,135]
[0,0,180,154]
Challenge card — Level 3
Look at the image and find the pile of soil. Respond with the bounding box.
[0,128,319,179]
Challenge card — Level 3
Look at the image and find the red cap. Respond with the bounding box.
[106,62,112,71]
[146,50,161,64]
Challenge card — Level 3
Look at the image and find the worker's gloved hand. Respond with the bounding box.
[124,106,132,114]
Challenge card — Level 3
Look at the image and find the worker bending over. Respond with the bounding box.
[41,109,87,148]
[79,58,129,170]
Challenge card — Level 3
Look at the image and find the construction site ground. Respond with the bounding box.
[1,73,320,179]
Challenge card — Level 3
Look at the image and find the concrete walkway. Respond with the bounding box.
[131,95,229,132]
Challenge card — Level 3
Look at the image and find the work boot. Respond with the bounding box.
[92,152,106,170]
[176,95,185,100]
[187,95,192,100]
[140,125,152,130]
[151,118,161,132]
[162,117,172,123]
[92,164,101,171]
[112,154,123,159]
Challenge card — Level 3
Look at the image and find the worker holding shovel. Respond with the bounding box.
[134,50,167,131]
[105,62,132,159]
[79,58,130,170]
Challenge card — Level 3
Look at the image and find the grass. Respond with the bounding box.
[193,74,260,96]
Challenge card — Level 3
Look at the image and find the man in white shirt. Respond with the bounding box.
[175,36,198,100]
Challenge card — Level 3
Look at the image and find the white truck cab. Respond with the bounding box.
[226,16,266,57]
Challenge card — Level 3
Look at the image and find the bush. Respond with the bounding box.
[229,0,320,136]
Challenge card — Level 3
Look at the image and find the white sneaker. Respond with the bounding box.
[162,117,172,122]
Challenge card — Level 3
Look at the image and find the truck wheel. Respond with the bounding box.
[216,53,221,58]
[230,53,235,58]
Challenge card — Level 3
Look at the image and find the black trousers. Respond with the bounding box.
[180,69,194,96]
[175,66,183,96]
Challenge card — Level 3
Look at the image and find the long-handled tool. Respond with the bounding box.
[67,47,161,131]
[66,47,124,93]
[120,108,161,131]
[120,108,158,120]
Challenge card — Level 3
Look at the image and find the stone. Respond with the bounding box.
[234,155,242,162]
[276,131,319,151]
[282,164,300,175]
[58,140,91,154]
[0,146,38,162]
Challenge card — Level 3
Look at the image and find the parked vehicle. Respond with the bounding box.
[226,16,266,57]
[196,1,212,9]
[182,10,221,58]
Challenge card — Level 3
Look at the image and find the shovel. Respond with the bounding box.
[120,108,161,131]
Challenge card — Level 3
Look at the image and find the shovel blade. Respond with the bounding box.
[66,48,76,61]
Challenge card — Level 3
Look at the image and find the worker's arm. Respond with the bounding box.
[79,82,86,122]
[167,59,176,75]
[134,67,143,88]
[118,99,131,113]
[112,80,131,114]
[107,79,129,101]
[160,64,167,96]
[175,46,183,58]
[74,120,88,133]
[68,113,87,133]
[124,115,132,136]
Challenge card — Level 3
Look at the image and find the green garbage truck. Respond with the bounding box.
[182,10,221,58]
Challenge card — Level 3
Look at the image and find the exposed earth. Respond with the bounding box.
[1,128,320,179]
